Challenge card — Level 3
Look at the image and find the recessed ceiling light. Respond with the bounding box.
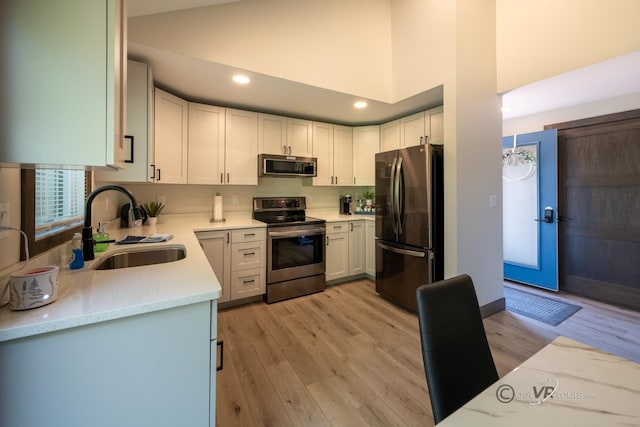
[232,74,250,84]
[354,101,368,109]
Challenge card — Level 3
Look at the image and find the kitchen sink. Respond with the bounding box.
[93,245,186,270]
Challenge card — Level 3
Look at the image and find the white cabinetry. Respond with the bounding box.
[326,220,365,281]
[380,119,401,153]
[0,0,126,168]
[187,106,258,186]
[325,222,349,281]
[197,230,231,303]
[258,113,287,155]
[349,220,365,276]
[230,228,266,299]
[225,109,258,185]
[96,60,153,182]
[352,126,379,186]
[188,103,225,185]
[365,220,375,277]
[286,118,314,156]
[154,88,188,183]
[0,301,216,427]
[198,228,266,303]
[313,123,353,186]
[380,107,444,151]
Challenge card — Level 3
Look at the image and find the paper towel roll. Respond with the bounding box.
[213,193,224,221]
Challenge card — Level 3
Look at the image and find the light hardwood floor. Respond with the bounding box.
[216,279,640,426]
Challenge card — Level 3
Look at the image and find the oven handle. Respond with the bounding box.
[268,227,326,238]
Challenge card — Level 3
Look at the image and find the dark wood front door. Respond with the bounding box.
[549,110,640,311]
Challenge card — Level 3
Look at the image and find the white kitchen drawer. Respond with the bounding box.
[231,228,266,244]
[327,221,349,234]
[230,268,265,299]
[231,241,266,271]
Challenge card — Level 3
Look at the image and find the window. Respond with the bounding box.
[21,169,90,259]
[35,169,86,239]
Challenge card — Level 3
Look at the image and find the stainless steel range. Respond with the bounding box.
[253,197,326,303]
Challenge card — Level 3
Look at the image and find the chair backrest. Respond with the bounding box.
[416,274,498,424]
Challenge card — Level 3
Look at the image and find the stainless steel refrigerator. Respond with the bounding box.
[375,143,444,312]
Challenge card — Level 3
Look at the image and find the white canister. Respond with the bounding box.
[7,265,59,310]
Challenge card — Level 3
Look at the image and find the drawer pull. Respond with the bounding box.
[244,233,255,237]
[217,341,224,371]
[243,279,255,284]
[243,252,255,256]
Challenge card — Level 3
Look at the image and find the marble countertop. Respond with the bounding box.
[0,211,372,342]
[439,336,640,426]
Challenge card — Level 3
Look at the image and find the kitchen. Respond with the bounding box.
[1,0,640,426]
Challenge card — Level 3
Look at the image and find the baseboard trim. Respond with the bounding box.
[480,297,505,319]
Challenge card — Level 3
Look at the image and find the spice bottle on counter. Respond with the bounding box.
[69,233,85,270]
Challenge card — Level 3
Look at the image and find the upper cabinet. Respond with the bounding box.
[380,106,444,151]
[286,118,314,157]
[352,126,379,186]
[224,109,258,185]
[380,119,401,153]
[188,103,225,185]
[154,88,189,184]
[258,114,287,155]
[95,60,153,183]
[312,123,352,186]
[0,0,127,168]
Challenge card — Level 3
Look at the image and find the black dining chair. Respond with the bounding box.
[416,274,499,424]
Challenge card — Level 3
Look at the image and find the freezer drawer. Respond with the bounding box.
[375,241,433,313]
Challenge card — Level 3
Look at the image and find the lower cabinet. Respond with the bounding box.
[325,220,366,281]
[197,227,266,304]
[197,230,231,303]
[365,220,375,277]
[230,228,266,299]
[0,302,216,427]
[326,222,349,281]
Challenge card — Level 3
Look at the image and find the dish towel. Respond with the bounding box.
[117,234,174,244]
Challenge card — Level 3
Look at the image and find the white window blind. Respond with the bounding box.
[35,169,86,239]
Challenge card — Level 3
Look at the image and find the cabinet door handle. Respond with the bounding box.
[335,176,338,185]
[288,146,292,155]
[217,340,224,371]
[331,176,334,185]
[326,236,329,246]
[149,164,156,180]
[157,168,161,181]
[220,173,224,184]
[350,223,353,232]
[353,176,356,185]
[227,173,230,183]
[226,232,230,244]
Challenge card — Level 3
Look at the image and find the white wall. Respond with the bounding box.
[128,0,394,102]
[496,0,640,93]
[503,92,640,136]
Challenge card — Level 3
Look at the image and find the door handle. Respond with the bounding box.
[376,241,427,258]
[534,206,554,223]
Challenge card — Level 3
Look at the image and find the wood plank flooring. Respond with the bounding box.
[216,279,640,426]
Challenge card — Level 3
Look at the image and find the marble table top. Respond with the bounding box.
[439,336,640,426]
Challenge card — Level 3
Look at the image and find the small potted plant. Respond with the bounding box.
[143,200,165,225]
[363,190,374,207]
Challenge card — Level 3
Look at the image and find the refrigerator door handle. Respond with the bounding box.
[390,156,398,234]
[395,156,403,234]
[377,241,426,258]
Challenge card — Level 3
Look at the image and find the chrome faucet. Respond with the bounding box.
[82,185,137,261]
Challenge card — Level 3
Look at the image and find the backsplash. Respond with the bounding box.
[93,177,372,223]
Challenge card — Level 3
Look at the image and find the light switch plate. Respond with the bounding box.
[0,203,9,239]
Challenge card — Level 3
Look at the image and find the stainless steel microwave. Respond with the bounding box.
[258,154,317,177]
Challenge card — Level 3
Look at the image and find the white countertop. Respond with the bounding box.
[0,211,371,342]
[439,336,640,426]
[0,213,266,342]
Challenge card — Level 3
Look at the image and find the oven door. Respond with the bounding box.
[267,224,325,284]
